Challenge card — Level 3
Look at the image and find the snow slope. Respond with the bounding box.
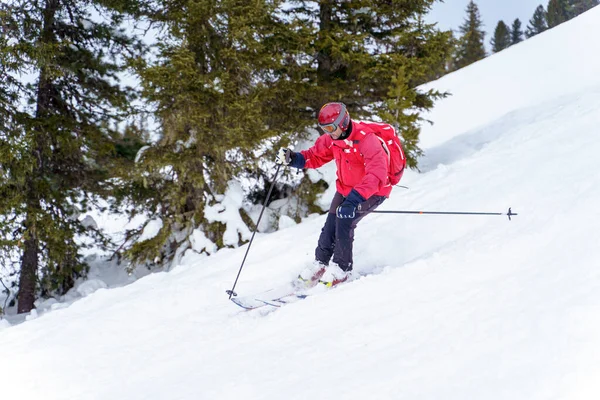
[2,8,600,400]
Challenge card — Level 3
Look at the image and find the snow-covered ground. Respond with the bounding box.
[2,7,600,400]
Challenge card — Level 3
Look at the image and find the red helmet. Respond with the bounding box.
[318,102,350,133]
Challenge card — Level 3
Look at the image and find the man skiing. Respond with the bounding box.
[276,102,405,288]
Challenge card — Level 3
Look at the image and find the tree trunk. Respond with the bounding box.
[17,216,38,314]
[17,0,59,314]
[317,1,333,85]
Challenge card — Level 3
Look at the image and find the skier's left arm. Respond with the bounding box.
[353,135,388,199]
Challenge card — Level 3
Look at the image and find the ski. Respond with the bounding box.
[229,267,381,311]
[230,274,353,311]
[230,282,310,310]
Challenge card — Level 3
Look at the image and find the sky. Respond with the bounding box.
[427,0,545,37]
[2,7,600,400]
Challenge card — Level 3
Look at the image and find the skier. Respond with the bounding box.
[276,102,404,287]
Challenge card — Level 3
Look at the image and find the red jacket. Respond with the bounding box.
[300,120,393,199]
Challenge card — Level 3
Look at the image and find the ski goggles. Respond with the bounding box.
[318,104,348,134]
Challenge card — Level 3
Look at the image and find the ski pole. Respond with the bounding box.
[361,207,517,221]
[226,164,282,299]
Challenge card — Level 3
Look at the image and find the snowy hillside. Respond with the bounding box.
[2,8,600,400]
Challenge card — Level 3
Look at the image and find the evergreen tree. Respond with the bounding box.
[526,5,549,37]
[547,0,573,27]
[454,1,487,69]
[305,2,453,166]
[0,0,142,313]
[511,19,524,44]
[127,0,314,266]
[569,0,599,15]
[491,21,511,53]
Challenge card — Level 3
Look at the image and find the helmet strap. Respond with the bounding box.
[336,120,352,141]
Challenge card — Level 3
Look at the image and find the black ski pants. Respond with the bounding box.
[315,192,386,272]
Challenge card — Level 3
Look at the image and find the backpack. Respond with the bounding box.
[370,124,406,185]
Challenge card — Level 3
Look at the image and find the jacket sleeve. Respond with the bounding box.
[300,134,334,169]
[353,134,388,199]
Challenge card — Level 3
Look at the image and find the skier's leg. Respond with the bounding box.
[315,192,345,265]
[332,195,386,271]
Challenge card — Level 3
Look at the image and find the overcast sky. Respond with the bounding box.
[426,0,545,38]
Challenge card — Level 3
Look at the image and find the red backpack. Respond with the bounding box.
[367,123,406,185]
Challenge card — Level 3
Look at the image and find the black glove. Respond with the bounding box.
[275,147,306,169]
[276,148,293,165]
[336,189,365,219]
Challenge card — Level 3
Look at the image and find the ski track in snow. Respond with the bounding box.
[2,7,600,400]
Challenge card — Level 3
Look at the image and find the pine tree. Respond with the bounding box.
[127,0,315,266]
[547,0,573,27]
[0,0,142,313]
[454,1,487,69]
[569,0,599,15]
[307,2,453,166]
[511,19,524,44]
[491,21,511,53]
[526,5,549,37]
